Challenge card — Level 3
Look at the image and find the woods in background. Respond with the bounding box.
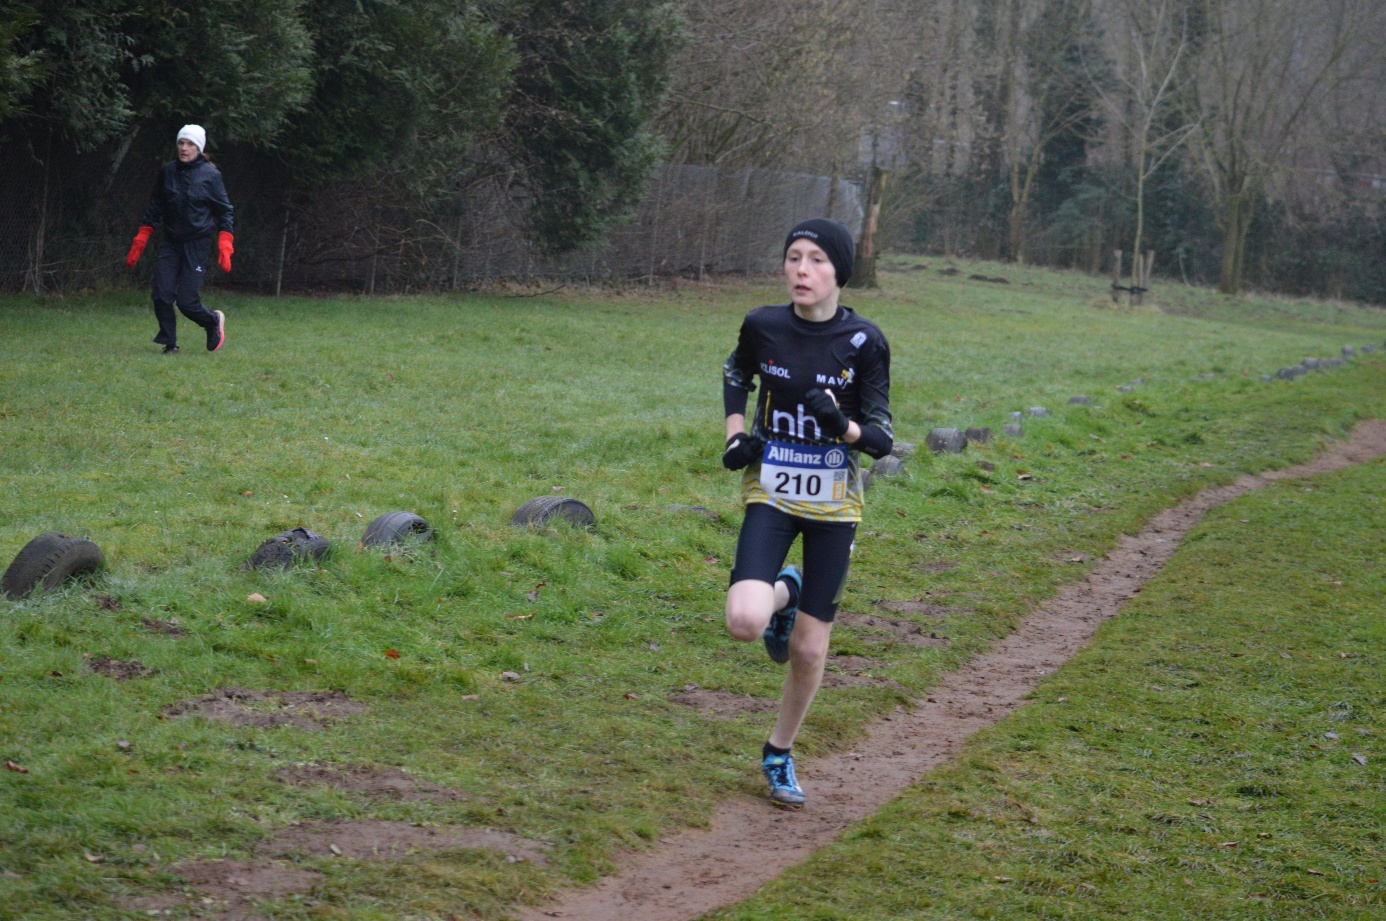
[2,0,1383,302]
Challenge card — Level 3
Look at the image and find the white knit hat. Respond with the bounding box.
[176,124,207,153]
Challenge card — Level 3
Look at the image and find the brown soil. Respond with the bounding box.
[262,819,547,865]
[124,859,323,921]
[275,762,469,803]
[121,821,546,916]
[141,616,187,636]
[824,655,883,674]
[163,688,366,730]
[669,689,778,718]
[836,611,952,648]
[87,657,152,680]
[519,420,1386,921]
[872,598,969,617]
[818,672,904,690]
[820,655,902,690]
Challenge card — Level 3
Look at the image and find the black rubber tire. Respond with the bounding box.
[361,512,433,548]
[245,527,332,572]
[3,532,106,599]
[925,427,968,454]
[872,455,905,478]
[510,496,596,529]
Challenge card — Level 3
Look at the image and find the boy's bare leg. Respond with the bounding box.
[769,613,832,749]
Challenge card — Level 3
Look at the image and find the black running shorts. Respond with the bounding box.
[729,502,856,622]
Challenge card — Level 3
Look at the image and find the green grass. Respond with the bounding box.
[1,259,1384,918]
[713,444,1386,920]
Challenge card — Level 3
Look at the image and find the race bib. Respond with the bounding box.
[759,440,849,503]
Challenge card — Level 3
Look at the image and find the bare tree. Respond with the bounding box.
[973,0,1104,263]
[659,0,924,173]
[1091,0,1197,292]
[1009,0,1103,261]
[1181,0,1381,294]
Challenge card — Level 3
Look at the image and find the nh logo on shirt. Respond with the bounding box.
[771,402,824,440]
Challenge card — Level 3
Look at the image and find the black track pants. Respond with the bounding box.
[151,237,217,347]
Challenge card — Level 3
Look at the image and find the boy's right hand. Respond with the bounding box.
[722,433,764,470]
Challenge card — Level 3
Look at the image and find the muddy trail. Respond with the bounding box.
[520,421,1386,921]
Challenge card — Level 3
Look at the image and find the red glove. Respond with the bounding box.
[217,231,234,273]
[126,226,153,267]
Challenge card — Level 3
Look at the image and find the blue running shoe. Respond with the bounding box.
[762,751,806,809]
[762,565,801,664]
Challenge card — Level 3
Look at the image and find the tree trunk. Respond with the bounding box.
[851,166,888,289]
[1132,150,1147,290]
[1218,194,1254,295]
[1009,144,1042,265]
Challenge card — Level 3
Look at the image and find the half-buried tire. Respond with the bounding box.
[3,532,106,599]
[245,527,332,572]
[361,512,433,548]
[510,496,596,529]
[872,455,905,478]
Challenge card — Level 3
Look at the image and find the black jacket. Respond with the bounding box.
[723,303,893,456]
[140,156,234,243]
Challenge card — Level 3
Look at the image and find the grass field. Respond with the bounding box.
[714,447,1386,921]
[1,258,1384,919]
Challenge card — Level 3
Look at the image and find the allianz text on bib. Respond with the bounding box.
[759,440,849,502]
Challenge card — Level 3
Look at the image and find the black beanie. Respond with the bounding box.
[784,218,855,288]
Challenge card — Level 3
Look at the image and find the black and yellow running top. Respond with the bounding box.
[723,303,893,522]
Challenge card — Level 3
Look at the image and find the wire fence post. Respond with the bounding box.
[275,199,290,298]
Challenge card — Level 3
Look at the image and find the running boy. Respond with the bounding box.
[721,217,893,808]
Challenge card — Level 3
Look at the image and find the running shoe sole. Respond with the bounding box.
[770,789,806,809]
[208,310,225,352]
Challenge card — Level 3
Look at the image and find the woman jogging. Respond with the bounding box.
[126,124,234,354]
[721,217,894,809]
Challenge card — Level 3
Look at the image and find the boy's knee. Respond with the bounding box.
[724,603,763,642]
[787,618,830,669]
[724,583,773,642]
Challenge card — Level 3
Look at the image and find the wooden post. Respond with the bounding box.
[1111,249,1123,303]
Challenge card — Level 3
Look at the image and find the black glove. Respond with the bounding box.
[803,388,850,439]
[722,433,764,470]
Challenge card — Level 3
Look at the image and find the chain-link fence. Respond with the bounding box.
[0,130,864,295]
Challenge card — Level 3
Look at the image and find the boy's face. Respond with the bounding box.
[784,238,839,310]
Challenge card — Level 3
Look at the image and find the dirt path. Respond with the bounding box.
[519,421,1386,921]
